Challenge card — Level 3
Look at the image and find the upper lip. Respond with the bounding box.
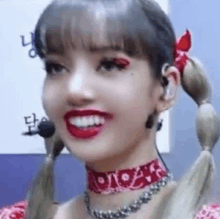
[64,109,113,120]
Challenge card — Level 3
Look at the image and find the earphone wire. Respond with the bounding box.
[155,144,171,174]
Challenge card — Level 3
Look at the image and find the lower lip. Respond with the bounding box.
[65,123,105,139]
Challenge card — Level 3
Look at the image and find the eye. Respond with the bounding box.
[97,58,130,72]
[44,62,67,76]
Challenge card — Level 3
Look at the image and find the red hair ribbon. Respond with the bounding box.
[173,29,192,74]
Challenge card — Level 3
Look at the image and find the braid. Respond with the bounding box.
[25,132,64,219]
[158,57,220,219]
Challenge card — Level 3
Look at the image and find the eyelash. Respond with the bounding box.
[44,62,67,76]
[44,58,130,76]
[97,59,130,72]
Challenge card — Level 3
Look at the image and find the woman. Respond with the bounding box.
[0,0,219,218]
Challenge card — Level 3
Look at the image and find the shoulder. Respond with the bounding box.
[194,203,220,219]
[0,201,28,219]
[54,195,88,219]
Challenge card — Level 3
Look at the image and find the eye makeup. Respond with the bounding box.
[97,57,130,72]
[113,58,130,68]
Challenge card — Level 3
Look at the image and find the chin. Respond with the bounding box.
[64,139,115,163]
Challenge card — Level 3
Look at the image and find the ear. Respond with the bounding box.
[156,64,181,113]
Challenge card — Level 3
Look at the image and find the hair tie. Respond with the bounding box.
[173,29,192,74]
[46,154,55,162]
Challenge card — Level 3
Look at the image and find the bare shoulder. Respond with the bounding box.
[54,194,91,219]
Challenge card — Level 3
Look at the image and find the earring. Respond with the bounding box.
[145,113,156,129]
[157,119,163,131]
[146,116,163,131]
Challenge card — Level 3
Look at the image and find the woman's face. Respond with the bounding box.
[42,46,163,164]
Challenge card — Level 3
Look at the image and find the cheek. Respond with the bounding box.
[101,81,153,131]
[42,81,61,119]
[111,78,152,111]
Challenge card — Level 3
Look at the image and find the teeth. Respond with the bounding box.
[94,116,101,125]
[89,116,94,126]
[69,116,105,128]
[82,117,88,127]
[69,117,79,126]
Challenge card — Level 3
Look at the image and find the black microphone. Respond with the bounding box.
[22,121,55,138]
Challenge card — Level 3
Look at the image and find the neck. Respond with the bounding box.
[84,159,174,218]
[84,130,171,213]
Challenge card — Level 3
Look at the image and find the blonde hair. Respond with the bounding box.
[25,57,220,219]
[25,134,64,219]
[25,0,220,219]
[157,57,220,219]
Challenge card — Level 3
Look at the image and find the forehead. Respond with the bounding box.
[37,0,154,58]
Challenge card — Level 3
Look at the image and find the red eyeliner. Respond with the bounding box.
[113,58,130,67]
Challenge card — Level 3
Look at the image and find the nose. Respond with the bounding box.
[66,68,95,107]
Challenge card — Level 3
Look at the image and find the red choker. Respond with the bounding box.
[86,159,168,194]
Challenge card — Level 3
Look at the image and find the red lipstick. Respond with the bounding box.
[64,109,113,139]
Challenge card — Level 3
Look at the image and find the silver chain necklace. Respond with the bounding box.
[84,173,172,219]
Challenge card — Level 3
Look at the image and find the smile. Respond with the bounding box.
[69,116,105,128]
[64,109,113,139]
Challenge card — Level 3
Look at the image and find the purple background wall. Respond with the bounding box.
[1,0,220,208]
